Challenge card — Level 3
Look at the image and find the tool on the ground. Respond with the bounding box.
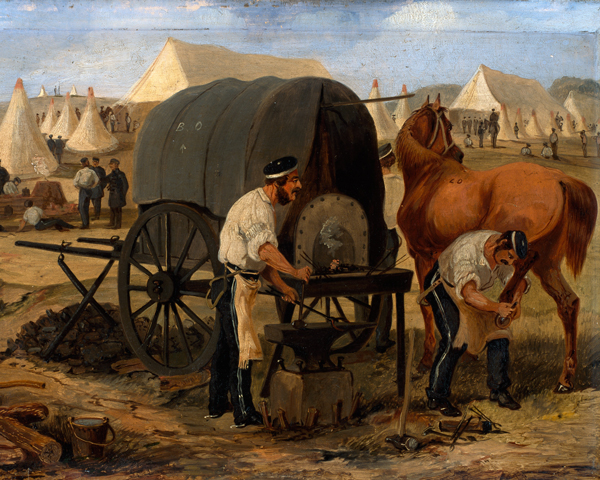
[440,418,492,434]
[0,381,45,389]
[422,425,453,438]
[449,401,475,450]
[386,330,419,452]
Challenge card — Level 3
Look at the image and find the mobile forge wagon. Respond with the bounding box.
[18,76,413,394]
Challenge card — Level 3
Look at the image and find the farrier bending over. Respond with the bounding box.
[208,156,311,428]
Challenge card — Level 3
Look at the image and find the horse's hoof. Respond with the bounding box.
[417,361,431,374]
[554,383,573,394]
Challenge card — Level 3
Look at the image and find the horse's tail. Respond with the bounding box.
[561,178,597,277]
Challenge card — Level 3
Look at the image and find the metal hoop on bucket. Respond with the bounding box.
[67,417,116,447]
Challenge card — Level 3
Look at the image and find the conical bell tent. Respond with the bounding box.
[525,109,545,138]
[50,93,79,139]
[514,108,529,138]
[40,98,58,134]
[70,85,78,96]
[550,111,561,135]
[497,103,516,141]
[38,85,48,98]
[565,114,579,137]
[0,79,58,175]
[366,79,399,141]
[393,84,411,129]
[66,87,118,154]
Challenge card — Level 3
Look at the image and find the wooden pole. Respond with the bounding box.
[397,329,415,437]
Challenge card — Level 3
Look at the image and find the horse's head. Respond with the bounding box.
[403,94,464,164]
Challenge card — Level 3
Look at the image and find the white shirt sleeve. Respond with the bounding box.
[450,245,482,300]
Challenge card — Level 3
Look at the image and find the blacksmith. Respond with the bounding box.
[104,158,128,229]
[421,230,529,417]
[207,156,311,427]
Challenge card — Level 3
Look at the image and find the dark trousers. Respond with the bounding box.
[78,189,91,227]
[376,229,400,347]
[551,142,559,159]
[424,262,510,401]
[109,207,122,228]
[92,198,102,219]
[35,218,75,231]
[209,266,259,422]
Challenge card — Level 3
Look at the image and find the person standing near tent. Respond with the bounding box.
[549,128,559,160]
[90,157,106,221]
[46,134,56,157]
[489,109,500,148]
[54,136,64,164]
[376,143,403,353]
[467,117,472,135]
[73,157,99,230]
[75,107,81,121]
[478,123,485,148]
[207,156,311,427]
[17,199,75,232]
[513,122,519,139]
[125,112,132,133]
[421,230,529,417]
[462,117,467,134]
[104,158,128,229]
[580,131,588,158]
[42,112,46,123]
[36,113,40,127]
[109,112,117,133]
[0,160,9,195]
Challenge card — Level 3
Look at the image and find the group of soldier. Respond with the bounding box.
[463,108,501,149]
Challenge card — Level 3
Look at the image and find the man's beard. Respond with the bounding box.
[276,186,300,206]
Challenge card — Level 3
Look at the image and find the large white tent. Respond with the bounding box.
[66,87,118,154]
[0,79,58,175]
[449,64,564,135]
[37,85,48,98]
[525,109,545,138]
[366,79,399,141]
[40,98,58,134]
[393,84,411,129]
[497,103,516,141]
[50,93,79,139]
[117,37,331,105]
[70,85,79,96]
[563,91,600,132]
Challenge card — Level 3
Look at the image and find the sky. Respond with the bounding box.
[0,0,598,100]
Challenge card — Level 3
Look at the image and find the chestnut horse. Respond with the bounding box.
[395,95,597,393]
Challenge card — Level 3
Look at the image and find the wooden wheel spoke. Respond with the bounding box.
[165,213,172,271]
[171,304,194,365]
[163,304,170,366]
[331,298,349,322]
[141,304,162,349]
[179,290,205,297]
[175,299,212,336]
[129,257,153,277]
[128,285,147,292]
[174,227,198,276]
[131,299,155,319]
[348,330,358,341]
[179,253,210,283]
[141,225,163,272]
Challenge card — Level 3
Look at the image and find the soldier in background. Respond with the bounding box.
[46,134,56,157]
[54,136,64,164]
[580,131,588,158]
[125,112,132,133]
[75,107,81,120]
[36,113,40,127]
[489,109,500,148]
[520,143,534,157]
[549,128,559,160]
[462,117,467,134]
[73,157,99,230]
[478,123,485,148]
[513,122,519,139]
[464,134,474,148]
[90,157,106,220]
[3,177,20,195]
[541,142,553,159]
[104,158,128,229]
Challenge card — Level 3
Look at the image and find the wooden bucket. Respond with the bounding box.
[68,416,115,459]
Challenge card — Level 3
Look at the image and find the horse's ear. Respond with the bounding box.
[421,96,430,108]
[432,94,441,111]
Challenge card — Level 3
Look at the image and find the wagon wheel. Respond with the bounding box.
[296,293,383,354]
[118,203,221,376]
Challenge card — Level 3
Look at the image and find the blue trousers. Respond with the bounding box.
[78,189,92,227]
[424,262,511,401]
[35,218,75,231]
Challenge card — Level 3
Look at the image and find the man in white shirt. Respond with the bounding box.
[208,156,311,427]
[17,200,75,232]
[520,143,533,157]
[3,177,21,195]
[463,135,474,148]
[541,142,553,159]
[73,157,99,229]
[376,143,403,353]
[422,230,529,416]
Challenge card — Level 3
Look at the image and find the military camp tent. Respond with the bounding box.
[134,76,387,264]
[393,84,411,129]
[37,85,48,98]
[66,87,118,154]
[70,85,79,96]
[40,98,58,134]
[0,79,58,175]
[117,38,332,106]
[50,93,79,139]
[366,80,398,141]
[564,91,600,132]
[449,65,564,135]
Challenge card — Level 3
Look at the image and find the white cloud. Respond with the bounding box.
[177,1,212,12]
[17,3,36,11]
[384,2,457,31]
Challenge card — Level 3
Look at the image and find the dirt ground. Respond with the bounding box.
[0,131,598,478]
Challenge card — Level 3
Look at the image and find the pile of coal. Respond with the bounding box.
[6,303,132,374]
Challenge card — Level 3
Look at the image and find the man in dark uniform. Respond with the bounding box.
[125,112,132,133]
[54,136,64,164]
[489,109,500,148]
[478,123,485,148]
[0,159,9,195]
[466,117,472,135]
[207,156,311,427]
[462,117,467,134]
[549,128,559,160]
[513,122,519,139]
[104,158,128,229]
[46,134,56,157]
[75,108,81,121]
[90,158,106,220]
[36,113,40,127]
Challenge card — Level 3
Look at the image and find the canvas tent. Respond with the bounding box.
[70,85,79,96]
[564,91,600,132]
[393,84,411,129]
[0,79,58,175]
[50,93,79,139]
[39,98,58,134]
[117,38,332,105]
[449,65,564,135]
[525,109,545,138]
[37,85,48,98]
[497,104,516,141]
[66,87,118,154]
[514,108,528,138]
[366,79,398,141]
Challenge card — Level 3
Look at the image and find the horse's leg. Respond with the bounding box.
[531,260,579,393]
[415,255,436,373]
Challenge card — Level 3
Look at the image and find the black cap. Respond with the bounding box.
[80,157,88,164]
[263,156,298,179]
[506,230,528,259]
[92,157,100,162]
[109,158,120,165]
[378,143,393,159]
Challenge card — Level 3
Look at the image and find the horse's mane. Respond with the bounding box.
[395,105,446,175]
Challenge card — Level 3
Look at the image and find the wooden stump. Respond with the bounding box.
[0,417,62,464]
